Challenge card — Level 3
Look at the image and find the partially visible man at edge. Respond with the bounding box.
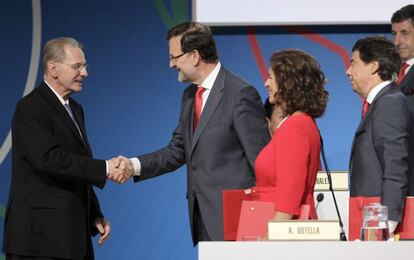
[392,4,414,196]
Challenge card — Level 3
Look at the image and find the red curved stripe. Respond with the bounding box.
[285,26,362,100]
[285,26,351,70]
[246,26,351,82]
[247,27,268,82]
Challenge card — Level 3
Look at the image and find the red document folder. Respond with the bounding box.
[235,202,311,241]
[348,196,380,240]
[236,200,275,241]
[222,189,254,241]
[395,197,414,239]
[349,196,414,240]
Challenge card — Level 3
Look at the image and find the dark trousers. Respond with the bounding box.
[6,242,93,260]
[6,255,63,260]
[6,252,92,260]
[193,197,212,245]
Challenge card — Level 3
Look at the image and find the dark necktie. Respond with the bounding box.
[396,62,409,85]
[361,99,369,118]
[194,86,206,130]
[64,103,84,140]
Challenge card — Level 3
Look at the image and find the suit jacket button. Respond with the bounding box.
[191,166,196,171]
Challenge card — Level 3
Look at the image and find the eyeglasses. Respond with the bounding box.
[169,52,188,63]
[59,62,88,71]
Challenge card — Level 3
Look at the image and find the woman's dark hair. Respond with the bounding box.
[270,49,328,118]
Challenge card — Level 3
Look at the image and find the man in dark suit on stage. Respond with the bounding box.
[392,4,414,196]
[2,37,131,260]
[347,36,412,234]
[114,22,270,245]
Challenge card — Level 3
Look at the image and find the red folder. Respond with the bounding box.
[222,189,255,240]
[235,202,311,241]
[395,197,414,239]
[348,196,380,240]
[349,196,414,240]
[236,200,275,241]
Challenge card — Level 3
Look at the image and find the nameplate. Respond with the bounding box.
[314,171,348,191]
[268,220,340,241]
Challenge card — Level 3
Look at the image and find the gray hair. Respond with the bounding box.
[42,37,83,71]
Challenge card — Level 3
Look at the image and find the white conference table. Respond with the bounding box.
[199,241,414,260]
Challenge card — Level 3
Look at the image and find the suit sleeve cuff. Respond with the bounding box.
[130,157,141,176]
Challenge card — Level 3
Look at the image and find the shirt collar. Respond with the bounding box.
[366,80,391,104]
[44,80,70,106]
[199,62,221,90]
[405,57,414,67]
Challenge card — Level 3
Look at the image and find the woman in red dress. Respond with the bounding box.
[253,49,329,223]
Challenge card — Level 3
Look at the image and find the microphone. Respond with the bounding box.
[312,193,324,219]
[316,192,324,204]
[319,135,347,241]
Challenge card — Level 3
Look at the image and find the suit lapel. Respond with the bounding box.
[69,100,93,155]
[191,68,225,153]
[350,84,393,162]
[38,82,90,153]
[399,65,414,86]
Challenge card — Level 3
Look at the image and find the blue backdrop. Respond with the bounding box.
[0,1,390,260]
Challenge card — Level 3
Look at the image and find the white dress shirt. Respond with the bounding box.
[365,80,391,105]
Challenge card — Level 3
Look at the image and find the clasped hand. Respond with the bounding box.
[107,156,134,184]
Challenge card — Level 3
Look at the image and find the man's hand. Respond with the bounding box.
[95,218,111,245]
[107,156,134,184]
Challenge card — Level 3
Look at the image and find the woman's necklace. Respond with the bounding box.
[276,115,289,129]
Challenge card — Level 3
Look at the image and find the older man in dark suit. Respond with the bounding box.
[347,36,413,236]
[2,37,131,260]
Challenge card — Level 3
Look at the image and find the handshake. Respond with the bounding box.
[107,156,134,184]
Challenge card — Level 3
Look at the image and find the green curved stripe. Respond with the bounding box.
[0,254,4,260]
[153,0,189,30]
[0,203,5,218]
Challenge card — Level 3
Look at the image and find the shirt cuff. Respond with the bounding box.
[388,220,398,234]
[130,157,141,176]
[105,160,109,176]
